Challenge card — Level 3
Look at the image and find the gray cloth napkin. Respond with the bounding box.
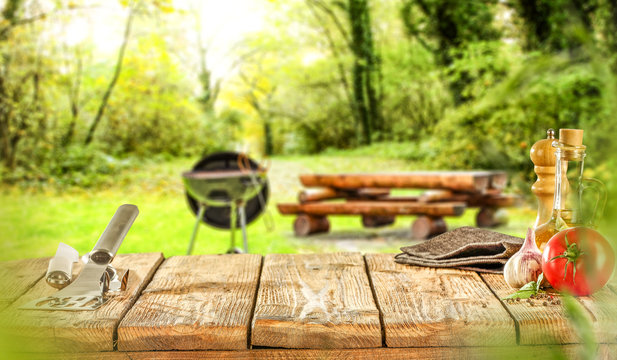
[395,226,524,273]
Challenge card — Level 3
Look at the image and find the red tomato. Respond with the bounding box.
[542,227,615,296]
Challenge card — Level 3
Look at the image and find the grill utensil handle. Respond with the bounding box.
[88,204,139,265]
[46,243,80,289]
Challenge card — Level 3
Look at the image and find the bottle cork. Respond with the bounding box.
[559,129,584,146]
[531,129,557,228]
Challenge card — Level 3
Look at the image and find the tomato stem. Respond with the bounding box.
[549,231,585,283]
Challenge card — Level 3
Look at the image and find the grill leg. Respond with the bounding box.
[239,205,248,253]
[228,202,237,253]
[187,204,205,255]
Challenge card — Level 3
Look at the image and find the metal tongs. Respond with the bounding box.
[19,204,139,311]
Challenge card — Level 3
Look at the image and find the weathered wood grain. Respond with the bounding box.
[365,253,515,347]
[0,257,49,310]
[480,273,586,345]
[18,353,130,360]
[0,253,163,353]
[577,288,617,343]
[125,346,591,360]
[251,253,381,349]
[117,254,262,351]
[12,345,612,360]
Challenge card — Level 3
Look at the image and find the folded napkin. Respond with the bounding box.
[395,226,524,273]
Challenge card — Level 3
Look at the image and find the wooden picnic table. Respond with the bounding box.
[1,252,616,359]
[278,171,519,238]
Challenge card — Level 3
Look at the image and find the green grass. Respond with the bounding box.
[0,155,535,261]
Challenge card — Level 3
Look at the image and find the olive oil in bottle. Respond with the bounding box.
[534,129,606,250]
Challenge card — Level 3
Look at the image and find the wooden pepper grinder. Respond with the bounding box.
[530,129,557,228]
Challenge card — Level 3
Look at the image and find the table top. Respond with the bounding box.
[1,252,616,359]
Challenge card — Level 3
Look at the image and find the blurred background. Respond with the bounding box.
[0,0,616,260]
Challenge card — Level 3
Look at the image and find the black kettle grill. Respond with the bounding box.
[182,152,269,254]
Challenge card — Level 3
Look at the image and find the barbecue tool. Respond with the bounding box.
[19,204,138,311]
[182,152,269,255]
[46,243,80,289]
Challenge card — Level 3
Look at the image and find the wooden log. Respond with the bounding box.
[298,188,341,203]
[411,216,446,239]
[418,190,454,202]
[487,171,508,190]
[251,253,382,349]
[476,207,508,227]
[277,203,302,214]
[480,273,586,344]
[362,215,396,228]
[394,193,518,208]
[277,201,466,217]
[467,194,518,208]
[294,215,330,236]
[365,254,516,347]
[0,253,164,353]
[117,254,262,351]
[299,172,492,192]
[0,257,49,311]
[298,188,390,203]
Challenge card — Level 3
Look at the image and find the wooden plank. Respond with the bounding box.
[0,257,49,310]
[0,253,164,353]
[251,253,381,349]
[11,345,608,360]
[125,345,591,360]
[365,253,515,347]
[277,201,466,217]
[18,353,130,360]
[299,172,492,192]
[117,254,262,351]
[480,273,586,345]
[577,288,617,343]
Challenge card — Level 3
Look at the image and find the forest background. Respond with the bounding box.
[1,0,617,260]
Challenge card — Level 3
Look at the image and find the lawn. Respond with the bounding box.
[0,154,535,261]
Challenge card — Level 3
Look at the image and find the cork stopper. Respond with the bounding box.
[559,129,584,146]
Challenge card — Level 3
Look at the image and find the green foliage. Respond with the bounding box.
[0,145,134,188]
[511,0,597,51]
[430,53,611,193]
[379,42,451,140]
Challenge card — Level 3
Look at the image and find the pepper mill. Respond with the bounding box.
[530,129,557,228]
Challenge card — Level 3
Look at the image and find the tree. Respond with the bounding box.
[83,0,136,145]
[400,0,500,104]
[305,0,382,144]
[511,0,597,52]
[0,0,52,169]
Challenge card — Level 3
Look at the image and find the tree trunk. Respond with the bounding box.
[348,0,381,145]
[352,61,371,144]
[62,55,82,147]
[362,2,382,134]
[84,4,135,145]
[264,118,273,156]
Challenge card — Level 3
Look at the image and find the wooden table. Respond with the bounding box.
[1,252,616,359]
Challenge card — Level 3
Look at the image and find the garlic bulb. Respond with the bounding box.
[504,228,543,288]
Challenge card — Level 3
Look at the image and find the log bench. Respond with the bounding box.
[2,253,616,359]
[278,171,519,238]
